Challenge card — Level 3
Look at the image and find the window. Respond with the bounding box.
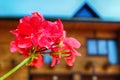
[43,54,52,64]
[87,39,118,64]
[43,50,52,64]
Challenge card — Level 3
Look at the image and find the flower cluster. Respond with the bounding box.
[10,12,81,68]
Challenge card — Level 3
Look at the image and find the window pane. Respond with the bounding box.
[43,54,52,64]
[108,40,118,64]
[98,40,107,55]
[87,39,97,55]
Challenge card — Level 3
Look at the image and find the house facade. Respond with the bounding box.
[0,19,120,80]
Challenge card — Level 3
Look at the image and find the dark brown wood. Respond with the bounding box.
[63,21,120,31]
[117,31,120,64]
[0,19,120,31]
[30,74,73,80]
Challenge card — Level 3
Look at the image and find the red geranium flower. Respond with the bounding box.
[63,37,81,66]
[10,12,81,68]
[50,37,81,67]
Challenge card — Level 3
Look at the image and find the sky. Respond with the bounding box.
[0,0,120,21]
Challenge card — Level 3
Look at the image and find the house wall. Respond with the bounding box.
[0,21,28,80]
[0,20,120,80]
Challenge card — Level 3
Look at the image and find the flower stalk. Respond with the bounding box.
[0,57,31,80]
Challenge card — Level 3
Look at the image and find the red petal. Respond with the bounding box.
[51,57,56,67]
[10,41,17,52]
[17,37,32,48]
[65,37,81,48]
[30,55,44,68]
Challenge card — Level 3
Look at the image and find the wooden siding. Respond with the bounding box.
[0,20,120,80]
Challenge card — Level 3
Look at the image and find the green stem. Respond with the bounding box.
[0,57,31,80]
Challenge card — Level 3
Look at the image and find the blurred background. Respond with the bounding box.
[0,0,120,80]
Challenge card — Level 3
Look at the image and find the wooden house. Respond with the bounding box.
[0,19,120,80]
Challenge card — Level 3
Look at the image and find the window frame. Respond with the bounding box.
[86,38,114,56]
[86,38,119,65]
